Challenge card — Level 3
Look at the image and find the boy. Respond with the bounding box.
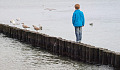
[72,4,85,42]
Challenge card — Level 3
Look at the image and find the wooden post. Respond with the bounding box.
[10,27,13,38]
[86,45,90,63]
[38,33,42,47]
[0,24,2,31]
[52,37,56,53]
[60,39,66,56]
[111,52,115,67]
[80,43,86,62]
[18,29,22,41]
[115,53,120,70]
[52,37,59,54]
[0,24,2,33]
[78,43,82,61]
[9,26,11,37]
[15,27,20,39]
[33,32,37,47]
[15,28,19,39]
[99,48,104,65]
[94,47,99,65]
[3,25,6,35]
[40,34,44,48]
[44,34,49,49]
[54,38,59,54]
[13,27,17,38]
[25,30,31,43]
[58,38,63,55]
[9,26,12,37]
[26,31,31,44]
[66,41,71,57]
[106,50,112,66]
[35,33,40,47]
[7,26,10,37]
[58,38,69,56]
[70,41,75,59]
[2,24,5,34]
[89,46,95,64]
[12,27,16,38]
[102,49,109,65]
[5,25,9,36]
[42,34,47,49]
[49,37,54,52]
[44,34,48,49]
[21,30,26,42]
[74,43,80,60]
[29,32,33,44]
[45,36,51,50]
[30,32,36,46]
[8,26,11,36]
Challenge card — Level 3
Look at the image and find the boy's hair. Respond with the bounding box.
[75,4,80,9]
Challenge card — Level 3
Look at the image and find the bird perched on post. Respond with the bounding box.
[21,23,30,30]
[10,20,15,24]
[10,20,20,26]
[16,18,20,21]
[32,24,42,32]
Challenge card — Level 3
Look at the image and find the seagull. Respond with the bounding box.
[10,20,15,24]
[39,24,42,30]
[44,8,56,11]
[21,23,30,30]
[89,23,93,26]
[10,20,20,26]
[16,18,20,21]
[32,24,42,32]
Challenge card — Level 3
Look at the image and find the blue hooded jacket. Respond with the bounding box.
[72,9,85,27]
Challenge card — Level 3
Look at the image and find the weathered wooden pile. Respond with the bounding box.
[0,24,120,70]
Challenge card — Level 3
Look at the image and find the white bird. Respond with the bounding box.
[21,23,30,30]
[10,20,15,24]
[32,24,42,32]
[39,24,42,30]
[16,18,20,21]
[10,20,20,26]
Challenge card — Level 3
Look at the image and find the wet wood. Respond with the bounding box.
[0,24,120,69]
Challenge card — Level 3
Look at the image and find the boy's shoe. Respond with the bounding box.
[76,41,81,43]
[76,41,79,43]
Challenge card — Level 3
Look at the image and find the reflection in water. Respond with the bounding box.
[0,34,113,70]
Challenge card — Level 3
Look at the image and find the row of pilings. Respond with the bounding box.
[0,23,120,70]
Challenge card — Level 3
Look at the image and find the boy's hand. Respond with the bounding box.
[82,26,84,27]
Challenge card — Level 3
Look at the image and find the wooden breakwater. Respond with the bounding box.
[0,23,120,70]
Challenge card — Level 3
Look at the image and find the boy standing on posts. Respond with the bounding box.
[72,4,85,42]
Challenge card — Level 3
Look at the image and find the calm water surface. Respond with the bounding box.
[0,34,113,70]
